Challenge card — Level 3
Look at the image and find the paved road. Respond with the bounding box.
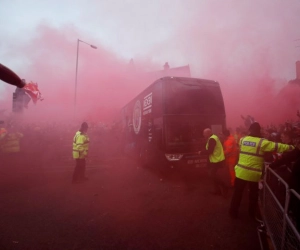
[0,159,261,250]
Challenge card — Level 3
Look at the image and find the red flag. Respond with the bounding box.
[23,81,44,104]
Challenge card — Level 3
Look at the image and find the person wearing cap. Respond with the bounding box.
[229,122,294,219]
[72,122,90,183]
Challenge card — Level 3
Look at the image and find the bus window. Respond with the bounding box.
[164,80,225,115]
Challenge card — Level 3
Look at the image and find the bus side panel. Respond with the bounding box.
[146,81,166,166]
[138,80,166,166]
[121,81,164,165]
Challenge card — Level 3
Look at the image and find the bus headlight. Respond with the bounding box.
[165,154,183,161]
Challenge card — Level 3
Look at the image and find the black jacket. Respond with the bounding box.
[270,148,300,192]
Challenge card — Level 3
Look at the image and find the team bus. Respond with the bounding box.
[120,76,226,169]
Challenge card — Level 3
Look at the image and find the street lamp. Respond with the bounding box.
[74,39,97,115]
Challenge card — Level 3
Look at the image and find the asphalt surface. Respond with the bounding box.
[0,158,262,250]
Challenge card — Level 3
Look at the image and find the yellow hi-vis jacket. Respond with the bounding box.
[1,132,23,153]
[235,136,294,182]
[206,134,225,163]
[73,131,89,159]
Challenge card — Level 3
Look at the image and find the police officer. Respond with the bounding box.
[72,122,90,184]
[229,122,294,219]
[1,125,23,154]
[1,124,23,168]
[202,128,229,197]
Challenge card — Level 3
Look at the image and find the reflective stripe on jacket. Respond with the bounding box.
[206,134,225,163]
[73,131,89,159]
[235,136,294,182]
[1,132,23,153]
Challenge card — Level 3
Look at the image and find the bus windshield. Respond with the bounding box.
[164,79,225,115]
[164,115,207,152]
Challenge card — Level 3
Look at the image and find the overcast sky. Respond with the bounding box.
[1,0,299,72]
[0,0,191,64]
[1,0,300,124]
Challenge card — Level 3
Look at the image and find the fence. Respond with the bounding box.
[258,165,300,250]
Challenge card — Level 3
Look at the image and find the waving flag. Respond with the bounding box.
[23,81,44,104]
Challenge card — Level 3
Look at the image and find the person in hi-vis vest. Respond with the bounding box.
[223,129,239,187]
[229,122,294,219]
[202,128,229,197]
[72,122,90,183]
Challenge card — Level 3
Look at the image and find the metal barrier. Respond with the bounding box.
[284,190,300,250]
[259,165,300,250]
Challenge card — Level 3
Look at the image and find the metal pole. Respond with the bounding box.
[74,39,97,117]
[74,39,79,117]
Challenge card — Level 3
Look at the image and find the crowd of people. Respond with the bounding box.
[0,118,121,170]
[1,114,300,231]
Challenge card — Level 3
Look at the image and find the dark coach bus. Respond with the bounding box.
[120,76,226,169]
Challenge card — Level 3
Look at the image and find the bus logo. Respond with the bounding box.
[143,93,152,110]
[143,92,152,115]
[133,100,142,134]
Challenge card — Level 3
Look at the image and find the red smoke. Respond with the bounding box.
[147,0,300,127]
[1,0,300,128]
[0,24,158,123]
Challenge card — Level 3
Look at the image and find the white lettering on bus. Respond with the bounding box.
[143,108,152,115]
[143,92,152,111]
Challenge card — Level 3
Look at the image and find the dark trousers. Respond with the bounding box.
[72,159,86,182]
[229,177,259,217]
[209,161,229,193]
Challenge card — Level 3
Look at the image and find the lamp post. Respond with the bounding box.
[74,39,97,116]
